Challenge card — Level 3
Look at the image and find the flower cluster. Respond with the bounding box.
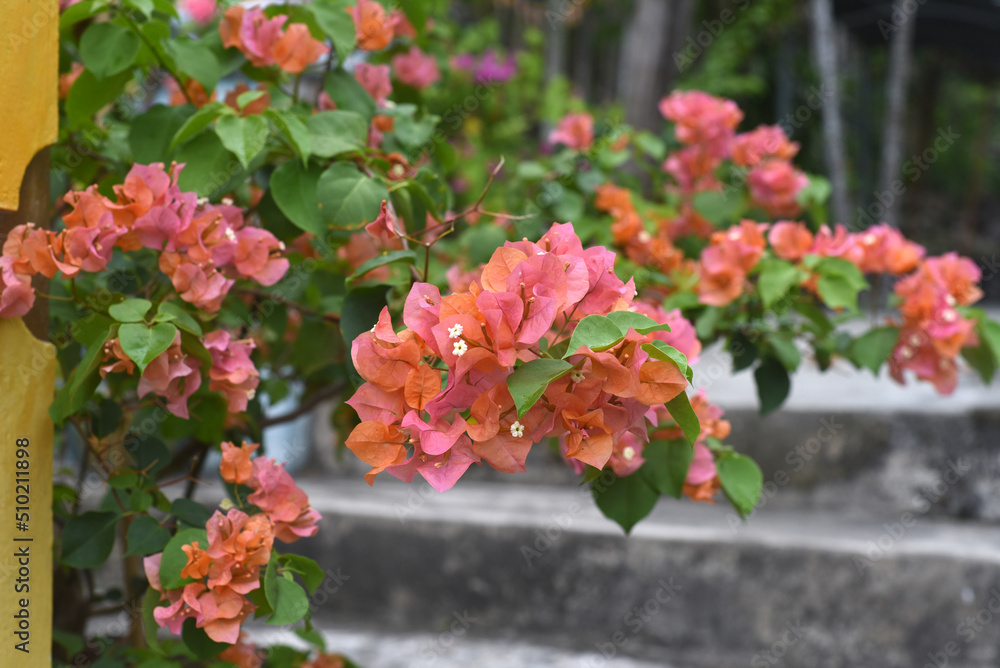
[1,163,287,317]
[653,390,731,501]
[220,6,328,74]
[659,90,809,222]
[145,442,321,644]
[890,253,982,393]
[345,223,698,492]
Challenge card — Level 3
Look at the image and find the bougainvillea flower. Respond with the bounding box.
[345,421,409,484]
[219,6,287,67]
[746,160,808,218]
[0,259,34,318]
[768,221,814,262]
[659,90,742,157]
[350,0,398,51]
[354,63,393,105]
[548,112,594,151]
[392,46,440,88]
[365,200,401,243]
[220,441,260,485]
[223,82,271,116]
[730,125,799,167]
[136,333,202,418]
[273,23,329,74]
[182,0,217,24]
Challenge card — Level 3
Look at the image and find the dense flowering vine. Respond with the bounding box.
[345,222,712,493]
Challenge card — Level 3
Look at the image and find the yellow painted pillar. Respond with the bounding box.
[1,0,59,665]
[0,319,56,664]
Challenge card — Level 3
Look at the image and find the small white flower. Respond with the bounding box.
[221,197,234,206]
[909,333,923,347]
[862,232,877,246]
[247,388,256,400]
[570,369,585,383]
[727,229,741,241]
[509,420,525,438]
[196,197,209,207]
[622,446,636,461]
[941,309,957,323]
[453,340,468,356]
[448,323,464,339]
[945,294,956,306]
[899,345,914,360]
[225,227,237,242]
[371,324,377,333]
[638,231,651,243]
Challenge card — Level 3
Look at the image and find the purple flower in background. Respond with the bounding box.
[452,50,517,84]
[474,51,517,83]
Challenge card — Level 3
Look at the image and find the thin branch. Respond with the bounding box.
[259,382,345,428]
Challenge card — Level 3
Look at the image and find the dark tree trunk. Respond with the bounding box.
[877,0,917,228]
[617,0,695,131]
[810,0,852,227]
[0,149,49,339]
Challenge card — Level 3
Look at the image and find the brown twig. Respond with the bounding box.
[259,381,345,428]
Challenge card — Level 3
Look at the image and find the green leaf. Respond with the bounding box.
[323,69,375,119]
[815,257,868,312]
[606,310,671,335]
[60,0,110,29]
[563,315,625,357]
[848,327,900,375]
[347,250,417,284]
[281,554,325,595]
[167,38,220,90]
[756,258,800,309]
[591,471,659,534]
[118,322,178,373]
[977,318,1000,364]
[307,111,369,158]
[692,190,740,227]
[633,131,666,161]
[65,68,133,130]
[159,528,208,589]
[308,0,356,62]
[717,453,763,518]
[643,340,693,383]
[182,618,229,659]
[640,439,693,499]
[61,511,119,568]
[265,109,311,163]
[153,301,203,335]
[123,0,154,17]
[793,301,834,336]
[169,101,231,150]
[754,356,790,415]
[664,391,700,446]
[141,587,165,654]
[170,498,213,528]
[131,104,193,163]
[215,114,270,168]
[507,359,573,418]
[962,342,996,384]
[174,131,241,197]
[79,22,141,79]
[270,160,325,235]
[768,334,801,372]
[109,298,152,323]
[125,516,170,556]
[317,163,388,230]
[50,315,114,424]
[730,331,758,372]
[265,556,310,625]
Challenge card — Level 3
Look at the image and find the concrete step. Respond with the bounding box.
[248,627,671,667]
[288,479,1000,668]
